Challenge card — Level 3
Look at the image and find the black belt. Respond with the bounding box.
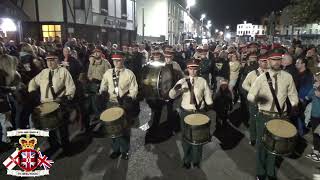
[183,108,205,113]
[91,79,101,84]
[259,110,287,118]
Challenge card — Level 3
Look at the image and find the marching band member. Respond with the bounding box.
[146,46,184,141]
[169,58,213,169]
[242,54,269,145]
[28,51,76,155]
[99,51,138,160]
[247,49,298,180]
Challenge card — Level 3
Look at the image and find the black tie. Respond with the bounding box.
[48,70,56,99]
[190,78,195,105]
[271,73,278,112]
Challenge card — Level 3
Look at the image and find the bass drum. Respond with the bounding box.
[141,61,173,100]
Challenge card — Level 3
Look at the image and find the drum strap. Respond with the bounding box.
[255,69,260,77]
[265,72,283,117]
[46,70,66,99]
[186,78,200,111]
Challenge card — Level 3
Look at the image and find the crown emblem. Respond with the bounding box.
[19,134,37,149]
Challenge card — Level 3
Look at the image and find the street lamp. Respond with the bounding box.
[200,14,206,21]
[215,29,219,33]
[200,14,206,42]
[225,25,230,30]
[186,0,196,9]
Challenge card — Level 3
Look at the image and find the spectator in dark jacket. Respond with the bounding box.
[282,54,299,86]
[295,58,314,136]
[212,57,230,92]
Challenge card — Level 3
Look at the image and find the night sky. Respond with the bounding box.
[177,0,290,30]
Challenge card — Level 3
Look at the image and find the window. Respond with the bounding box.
[310,29,312,34]
[75,0,85,9]
[101,0,108,15]
[42,25,61,41]
[121,0,127,19]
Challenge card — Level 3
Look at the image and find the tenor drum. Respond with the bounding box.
[141,61,173,100]
[183,114,211,145]
[32,102,61,130]
[100,107,126,138]
[262,119,297,156]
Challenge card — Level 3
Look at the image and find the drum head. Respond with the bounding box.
[159,66,173,98]
[100,107,124,122]
[36,102,60,116]
[266,119,297,138]
[184,114,210,126]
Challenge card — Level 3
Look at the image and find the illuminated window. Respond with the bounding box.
[42,25,61,41]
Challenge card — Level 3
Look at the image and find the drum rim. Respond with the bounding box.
[265,119,297,138]
[37,102,60,116]
[184,113,210,126]
[100,107,124,122]
[183,136,210,145]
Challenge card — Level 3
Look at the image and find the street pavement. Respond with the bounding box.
[0,101,320,180]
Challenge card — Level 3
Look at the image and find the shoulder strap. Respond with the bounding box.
[186,78,200,111]
[265,72,282,117]
[255,69,260,76]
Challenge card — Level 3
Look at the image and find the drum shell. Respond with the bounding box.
[262,125,297,156]
[32,108,62,130]
[141,64,173,100]
[102,115,127,138]
[183,121,211,145]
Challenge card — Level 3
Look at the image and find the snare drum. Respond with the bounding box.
[32,102,61,130]
[262,119,297,156]
[183,114,211,145]
[100,107,126,138]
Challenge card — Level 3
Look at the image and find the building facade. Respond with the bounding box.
[9,0,137,43]
[236,21,266,38]
[136,0,201,45]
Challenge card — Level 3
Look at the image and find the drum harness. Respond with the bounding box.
[46,70,66,100]
[265,72,285,118]
[186,78,201,112]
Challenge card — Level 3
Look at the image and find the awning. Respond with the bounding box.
[0,0,30,21]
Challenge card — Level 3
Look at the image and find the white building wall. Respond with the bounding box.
[127,0,134,21]
[109,0,116,17]
[38,0,63,22]
[116,0,121,18]
[237,22,266,37]
[136,0,168,38]
[281,24,320,35]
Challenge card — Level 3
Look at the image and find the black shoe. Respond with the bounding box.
[267,176,277,180]
[109,151,121,159]
[182,162,191,169]
[249,140,256,146]
[256,175,265,180]
[121,152,129,160]
[193,163,200,168]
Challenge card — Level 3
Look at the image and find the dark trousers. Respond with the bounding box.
[146,99,176,131]
[48,124,69,150]
[112,134,130,153]
[179,108,203,164]
[248,102,258,142]
[256,113,277,178]
[311,117,320,151]
[106,101,130,153]
[48,107,70,151]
